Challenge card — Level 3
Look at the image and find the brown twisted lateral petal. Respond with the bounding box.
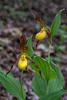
[19,33,28,53]
[5,57,20,77]
[45,28,53,46]
[31,10,46,27]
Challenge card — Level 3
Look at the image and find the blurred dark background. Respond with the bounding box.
[0,0,67,100]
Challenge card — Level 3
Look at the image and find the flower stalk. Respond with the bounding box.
[21,69,24,99]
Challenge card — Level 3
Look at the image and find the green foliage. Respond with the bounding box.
[26,36,33,57]
[31,9,66,99]
[0,69,26,100]
[61,24,67,30]
[51,57,62,62]
[20,0,29,3]
[40,89,67,100]
[32,59,66,100]
[32,73,47,97]
[30,56,56,82]
[3,5,30,17]
[12,11,30,17]
[51,9,64,35]
[3,5,10,10]
[47,59,63,93]
[52,24,67,62]
[58,25,67,39]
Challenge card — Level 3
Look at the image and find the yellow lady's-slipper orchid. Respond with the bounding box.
[18,54,27,69]
[35,28,47,40]
[6,33,41,76]
[32,10,53,45]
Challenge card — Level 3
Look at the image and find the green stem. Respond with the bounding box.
[21,69,24,98]
[48,45,51,63]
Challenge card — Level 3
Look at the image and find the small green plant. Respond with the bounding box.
[0,9,67,100]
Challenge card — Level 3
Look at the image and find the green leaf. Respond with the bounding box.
[39,89,67,100]
[51,9,64,35]
[32,73,47,97]
[0,69,26,100]
[47,59,63,93]
[30,56,56,82]
[32,73,66,99]
[26,36,33,57]
[32,58,65,99]
[51,57,62,62]
[12,11,30,17]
